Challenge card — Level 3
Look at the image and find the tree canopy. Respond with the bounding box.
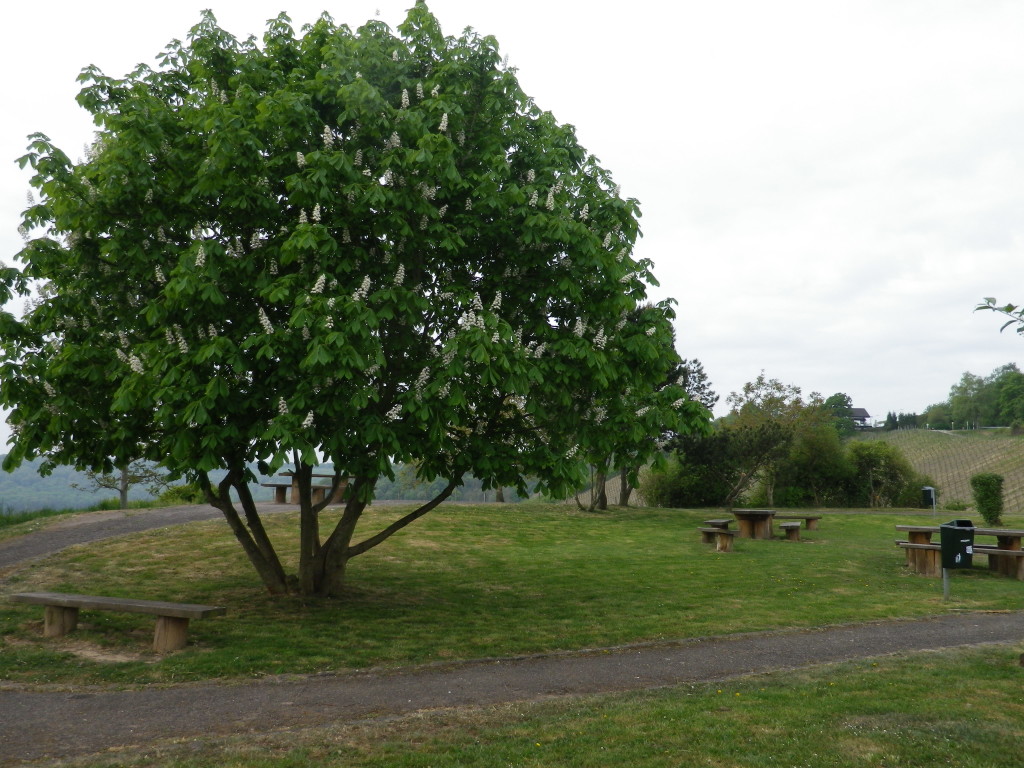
[0,4,706,596]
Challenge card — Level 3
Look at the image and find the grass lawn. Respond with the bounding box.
[61,646,1024,768]
[2,503,1023,687]
[3,503,1024,767]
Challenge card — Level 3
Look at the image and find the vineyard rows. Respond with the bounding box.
[855,430,1024,511]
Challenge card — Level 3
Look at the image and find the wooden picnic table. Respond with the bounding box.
[262,472,348,505]
[894,524,1024,579]
[731,509,776,539]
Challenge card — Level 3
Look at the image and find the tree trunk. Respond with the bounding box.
[595,468,608,510]
[495,487,505,503]
[118,466,129,511]
[201,470,289,595]
[617,466,634,507]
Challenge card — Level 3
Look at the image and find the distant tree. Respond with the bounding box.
[923,401,952,430]
[0,6,695,597]
[724,372,808,505]
[884,412,899,431]
[823,392,856,437]
[846,441,917,507]
[70,460,173,510]
[664,421,793,508]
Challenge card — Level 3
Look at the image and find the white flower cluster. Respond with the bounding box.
[312,204,322,223]
[302,411,315,428]
[278,397,288,415]
[172,325,189,354]
[155,266,166,284]
[545,189,555,211]
[646,327,656,336]
[465,197,473,211]
[438,204,447,218]
[566,444,579,458]
[431,84,440,97]
[342,228,352,243]
[269,259,278,275]
[529,191,539,207]
[354,149,363,167]
[672,398,686,409]
[312,274,326,294]
[472,293,484,311]
[401,89,410,109]
[296,151,306,168]
[128,354,145,374]
[594,327,607,349]
[394,264,405,285]
[527,169,536,182]
[298,209,308,224]
[416,82,425,99]
[580,204,589,221]
[208,324,218,338]
[195,244,205,268]
[387,131,401,149]
[258,307,274,334]
[490,292,502,311]
[592,405,607,424]
[144,189,154,204]
[636,406,651,417]
[43,381,56,398]
[352,276,371,302]
[385,403,402,421]
[322,125,334,149]
[573,318,585,338]
[602,232,612,248]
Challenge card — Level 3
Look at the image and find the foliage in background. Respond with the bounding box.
[970,472,1004,525]
[0,4,706,596]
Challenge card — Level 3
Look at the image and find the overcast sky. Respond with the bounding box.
[3,0,1024,448]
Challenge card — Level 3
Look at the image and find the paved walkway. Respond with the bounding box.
[2,507,1024,764]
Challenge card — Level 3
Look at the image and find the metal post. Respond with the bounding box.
[943,568,950,601]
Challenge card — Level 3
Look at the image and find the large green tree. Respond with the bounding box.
[1,5,702,597]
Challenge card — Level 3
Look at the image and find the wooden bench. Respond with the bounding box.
[10,592,226,653]
[779,521,802,541]
[699,520,731,544]
[775,515,822,530]
[896,541,1024,579]
[699,527,736,552]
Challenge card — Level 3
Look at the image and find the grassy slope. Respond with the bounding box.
[853,429,1024,510]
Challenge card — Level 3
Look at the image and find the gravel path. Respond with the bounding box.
[2,508,1024,764]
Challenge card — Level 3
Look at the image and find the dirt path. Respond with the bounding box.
[2,508,1024,764]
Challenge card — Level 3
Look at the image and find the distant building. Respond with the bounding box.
[851,408,871,428]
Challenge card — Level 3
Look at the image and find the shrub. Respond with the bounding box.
[944,500,969,512]
[156,483,206,506]
[970,473,1004,525]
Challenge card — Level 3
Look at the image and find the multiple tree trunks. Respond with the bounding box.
[10,592,226,652]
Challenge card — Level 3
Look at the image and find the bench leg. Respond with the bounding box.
[274,486,287,504]
[700,530,715,544]
[153,616,190,653]
[715,533,734,553]
[785,528,801,542]
[806,519,819,531]
[44,605,79,637]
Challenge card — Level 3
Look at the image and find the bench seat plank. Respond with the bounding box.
[11,592,225,619]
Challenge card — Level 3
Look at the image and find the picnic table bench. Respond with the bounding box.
[779,521,802,541]
[774,514,822,530]
[698,527,736,552]
[10,592,226,652]
[895,525,1024,579]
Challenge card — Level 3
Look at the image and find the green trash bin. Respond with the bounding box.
[939,519,974,569]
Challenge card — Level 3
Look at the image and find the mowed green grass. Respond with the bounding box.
[2,504,1023,687]
[63,646,1024,768]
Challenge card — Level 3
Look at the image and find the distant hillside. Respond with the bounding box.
[851,430,1024,511]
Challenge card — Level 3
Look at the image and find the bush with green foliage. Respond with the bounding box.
[156,483,207,506]
[969,472,1004,525]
